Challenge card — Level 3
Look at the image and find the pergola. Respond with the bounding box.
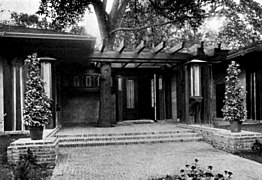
[90,41,227,69]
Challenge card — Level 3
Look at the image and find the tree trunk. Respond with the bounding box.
[98,62,113,127]
[93,1,123,127]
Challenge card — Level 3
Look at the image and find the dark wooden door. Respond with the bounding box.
[122,75,153,120]
[138,76,153,119]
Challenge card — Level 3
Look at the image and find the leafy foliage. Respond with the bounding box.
[222,61,247,122]
[217,0,262,49]
[9,12,86,34]
[12,148,52,180]
[149,159,233,180]
[23,53,52,127]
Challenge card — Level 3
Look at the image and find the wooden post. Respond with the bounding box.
[117,75,123,122]
[0,56,4,132]
[184,65,190,124]
[171,74,177,121]
[202,63,212,124]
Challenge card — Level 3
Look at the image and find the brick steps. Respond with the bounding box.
[56,129,203,147]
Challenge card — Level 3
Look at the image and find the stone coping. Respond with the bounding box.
[9,137,59,146]
[0,130,29,136]
[188,124,262,136]
[179,124,262,153]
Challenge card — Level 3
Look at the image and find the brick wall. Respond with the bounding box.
[7,137,59,167]
[179,124,262,153]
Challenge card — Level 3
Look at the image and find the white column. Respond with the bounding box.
[0,57,4,132]
[12,65,16,130]
[39,57,56,128]
[20,66,25,130]
[41,61,52,98]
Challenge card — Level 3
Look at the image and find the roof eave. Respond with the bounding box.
[0,31,96,41]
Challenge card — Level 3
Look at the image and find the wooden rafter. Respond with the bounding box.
[169,42,185,54]
[135,40,145,54]
[117,40,125,53]
[153,41,165,54]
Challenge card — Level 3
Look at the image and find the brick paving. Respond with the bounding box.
[51,141,262,180]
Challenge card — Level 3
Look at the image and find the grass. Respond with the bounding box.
[234,151,262,164]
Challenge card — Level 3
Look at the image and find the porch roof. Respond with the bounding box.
[226,42,262,60]
[0,25,96,62]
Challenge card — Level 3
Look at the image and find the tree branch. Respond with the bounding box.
[110,15,206,34]
[109,0,130,30]
[103,0,107,10]
[93,0,110,39]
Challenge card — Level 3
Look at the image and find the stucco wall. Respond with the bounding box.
[61,92,100,126]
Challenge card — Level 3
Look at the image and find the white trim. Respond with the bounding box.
[20,66,24,130]
[0,57,4,132]
[13,66,16,131]
[154,74,157,120]
[41,62,52,98]
[0,31,96,41]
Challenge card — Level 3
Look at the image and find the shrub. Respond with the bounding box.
[149,159,233,180]
[23,53,52,127]
[12,148,52,180]
[221,61,247,122]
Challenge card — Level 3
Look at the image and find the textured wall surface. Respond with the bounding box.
[7,137,59,167]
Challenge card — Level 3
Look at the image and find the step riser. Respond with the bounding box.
[55,130,195,138]
[59,138,203,147]
[59,134,201,143]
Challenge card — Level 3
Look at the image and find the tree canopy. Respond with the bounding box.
[37,0,224,48]
[35,0,262,50]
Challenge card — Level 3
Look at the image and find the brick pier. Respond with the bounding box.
[7,137,59,167]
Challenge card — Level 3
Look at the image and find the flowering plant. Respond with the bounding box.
[23,53,52,126]
[222,61,247,122]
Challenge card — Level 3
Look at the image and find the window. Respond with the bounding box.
[126,79,135,109]
[85,76,92,87]
[73,76,80,87]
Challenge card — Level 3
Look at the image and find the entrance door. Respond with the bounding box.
[122,75,154,120]
[138,76,153,119]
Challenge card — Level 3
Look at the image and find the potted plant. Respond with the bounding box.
[23,53,52,140]
[222,61,247,132]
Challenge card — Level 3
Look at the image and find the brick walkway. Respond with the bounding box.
[50,141,262,180]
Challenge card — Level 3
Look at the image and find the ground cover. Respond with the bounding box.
[0,134,29,179]
[0,133,53,180]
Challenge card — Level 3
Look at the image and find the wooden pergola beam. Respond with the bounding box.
[169,42,185,54]
[122,63,129,68]
[117,40,125,53]
[135,63,143,68]
[153,41,165,54]
[92,51,191,61]
[135,40,145,54]
[99,44,105,52]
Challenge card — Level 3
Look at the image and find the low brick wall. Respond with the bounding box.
[7,137,59,167]
[213,119,262,133]
[179,124,262,153]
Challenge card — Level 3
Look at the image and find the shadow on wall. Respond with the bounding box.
[61,92,100,126]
